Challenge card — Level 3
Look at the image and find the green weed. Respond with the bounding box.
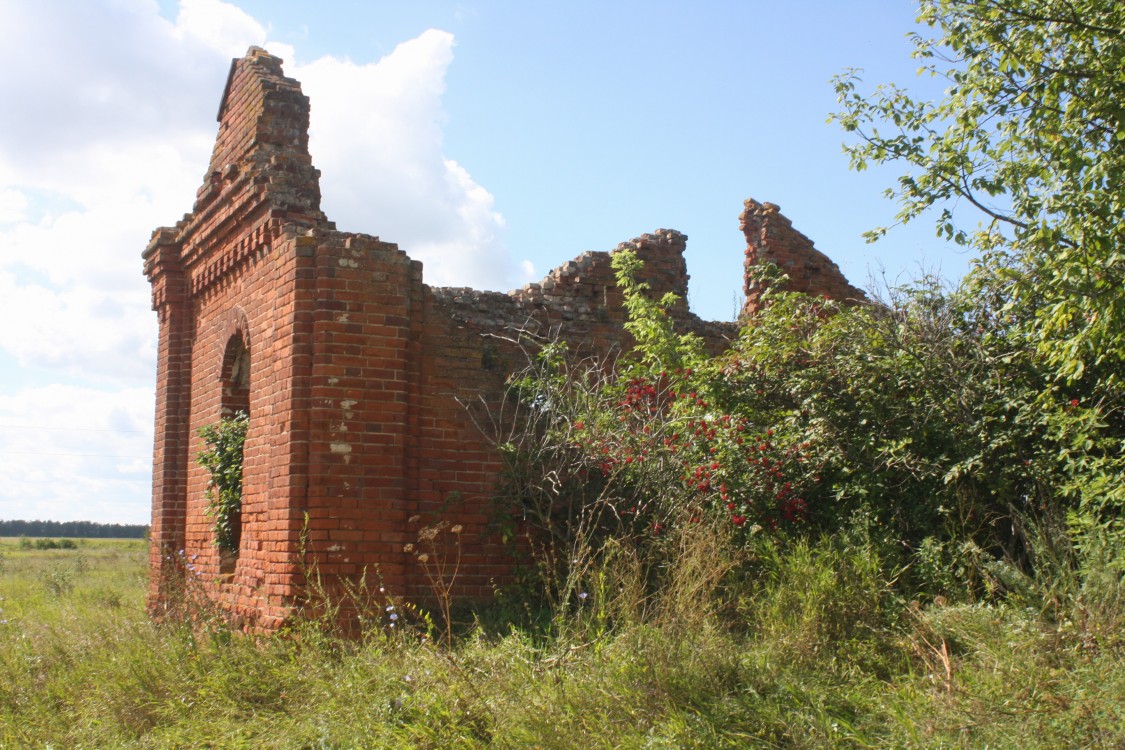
[0,528,1123,749]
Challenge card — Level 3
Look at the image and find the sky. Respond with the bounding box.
[0,0,966,525]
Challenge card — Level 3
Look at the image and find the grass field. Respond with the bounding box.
[1,535,1123,748]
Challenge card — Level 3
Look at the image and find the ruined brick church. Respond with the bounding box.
[144,47,862,629]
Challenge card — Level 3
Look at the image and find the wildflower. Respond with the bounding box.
[403,543,414,553]
[450,525,463,534]
[578,591,588,600]
[386,605,395,612]
[731,515,746,526]
[417,553,429,563]
[389,613,399,621]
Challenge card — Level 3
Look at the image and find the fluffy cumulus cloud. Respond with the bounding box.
[0,384,154,524]
[0,0,510,523]
[294,32,512,289]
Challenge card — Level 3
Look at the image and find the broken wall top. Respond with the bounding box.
[740,198,866,315]
[144,47,863,326]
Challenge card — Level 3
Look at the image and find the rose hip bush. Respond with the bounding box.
[570,368,819,536]
[498,250,829,555]
[497,248,1114,602]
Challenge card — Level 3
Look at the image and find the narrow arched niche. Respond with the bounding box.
[217,333,250,575]
[221,334,251,419]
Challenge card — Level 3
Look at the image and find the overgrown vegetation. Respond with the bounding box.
[1,532,1123,747]
[4,0,1124,746]
[832,0,1125,555]
[197,410,248,553]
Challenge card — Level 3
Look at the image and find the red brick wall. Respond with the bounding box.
[145,48,860,630]
[741,198,866,315]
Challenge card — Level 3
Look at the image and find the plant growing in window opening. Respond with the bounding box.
[197,412,248,553]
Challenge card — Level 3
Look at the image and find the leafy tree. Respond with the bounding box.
[833,0,1124,383]
[832,0,1125,553]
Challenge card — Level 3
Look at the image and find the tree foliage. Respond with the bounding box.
[833,0,1125,384]
[0,520,147,539]
[832,0,1125,555]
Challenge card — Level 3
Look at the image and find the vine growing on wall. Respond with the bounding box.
[197,412,248,553]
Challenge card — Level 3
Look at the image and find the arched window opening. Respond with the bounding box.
[222,335,250,419]
[217,334,250,575]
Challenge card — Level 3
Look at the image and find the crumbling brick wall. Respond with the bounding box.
[144,47,861,629]
[741,198,866,315]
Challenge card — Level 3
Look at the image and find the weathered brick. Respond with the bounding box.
[144,47,860,632]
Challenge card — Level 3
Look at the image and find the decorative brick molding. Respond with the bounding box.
[144,48,861,630]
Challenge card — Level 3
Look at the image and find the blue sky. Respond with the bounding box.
[0,0,965,524]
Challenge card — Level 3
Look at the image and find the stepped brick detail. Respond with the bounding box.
[144,48,859,630]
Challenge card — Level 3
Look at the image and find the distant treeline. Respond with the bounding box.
[0,520,148,539]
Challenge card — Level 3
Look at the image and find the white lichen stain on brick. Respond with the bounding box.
[338,258,359,268]
[337,312,349,323]
[327,544,344,552]
[330,443,352,453]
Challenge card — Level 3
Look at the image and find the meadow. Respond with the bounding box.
[1,534,1123,748]
[6,2,1122,746]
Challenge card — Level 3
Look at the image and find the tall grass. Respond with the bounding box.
[0,534,1122,748]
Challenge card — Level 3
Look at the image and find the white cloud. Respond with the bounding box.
[0,384,154,523]
[0,0,511,520]
[295,31,514,290]
[0,1,238,385]
[0,189,27,223]
[172,0,268,58]
[0,273,156,382]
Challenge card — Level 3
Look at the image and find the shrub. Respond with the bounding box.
[197,411,248,552]
[494,249,1118,607]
